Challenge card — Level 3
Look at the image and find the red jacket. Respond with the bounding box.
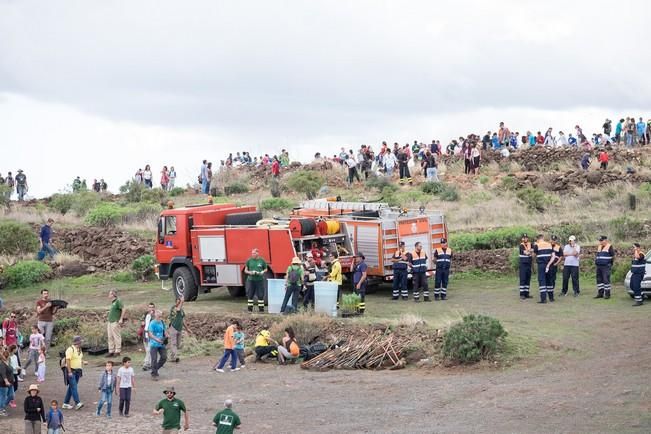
[271,160,280,176]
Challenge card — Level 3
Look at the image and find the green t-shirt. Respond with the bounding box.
[108,299,123,323]
[169,307,185,331]
[245,257,267,282]
[213,408,241,434]
[156,398,186,430]
[285,264,304,285]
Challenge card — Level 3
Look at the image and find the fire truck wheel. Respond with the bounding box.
[173,267,198,301]
[227,286,245,297]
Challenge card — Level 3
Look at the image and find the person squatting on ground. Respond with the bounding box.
[562,236,581,296]
[630,243,646,307]
[96,361,116,418]
[353,252,368,314]
[277,327,300,365]
[168,299,185,363]
[594,236,615,299]
[215,320,239,372]
[411,242,429,302]
[518,234,533,300]
[106,289,126,358]
[281,257,304,313]
[212,399,241,434]
[245,249,267,313]
[117,356,135,417]
[23,383,46,434]
[391,241,409,300]
[148,310,168,380]
[533,234,553,303]
[433,238,452,300]
[544,235,563,301]
[254,329,278,362]
[153,386,190,433]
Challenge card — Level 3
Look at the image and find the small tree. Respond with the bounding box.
[286,170,324,200]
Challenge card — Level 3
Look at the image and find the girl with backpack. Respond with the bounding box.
[281,257,304,314]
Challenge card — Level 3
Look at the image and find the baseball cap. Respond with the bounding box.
[72,336,82,344]
[598,235,608,241]
[568,235,576,241]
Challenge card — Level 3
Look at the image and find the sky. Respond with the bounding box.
[1,0,650,197]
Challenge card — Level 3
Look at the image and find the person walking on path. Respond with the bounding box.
[62,336,85,410]
[148,311,167,380]
[630,243,646,307]
[562,236,581,296]
[212,399,241,434]
[2,311,20,364]
[214,321,239,373]
[23,325,44,376]
[594,236,615,299]
[15,169,28,201]
[106,290,125,358]
[533,234,553,304]
[410,242,429,302]
[391,242,409,301]
[433,238,452,301]
[518,234,533,300]
[168,299,184,363]
[281,257,304,314]
[153,387,190,433]
[244,249,267,313]
[46,400,64,434]
[117,356,135,417]
[96,361,116,418]
[38,218,56,260]
[142,302,155,371]
[23,383,46,434]
[35,289,59,353]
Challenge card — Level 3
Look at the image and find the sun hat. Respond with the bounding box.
[72,336,82,345]
[291,256,301,265]
[27,384,39,394]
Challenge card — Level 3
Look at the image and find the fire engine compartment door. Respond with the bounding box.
[355,225,380,268]
[199,236,226,262]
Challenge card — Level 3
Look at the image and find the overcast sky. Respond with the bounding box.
[1,0,650,197]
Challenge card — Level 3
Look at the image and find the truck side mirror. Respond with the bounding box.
[157,218,164,244]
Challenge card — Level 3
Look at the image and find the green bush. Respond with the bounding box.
[260,197,295,210]
[500,175,518,191]
[508,248,520,272]
[0,185,10,208]
[547,223,586,244]
[516,187,552,212]
[120,181,167,204]
[0,220,39,255]
[141,188,167,204]
[421,182,445,195]
[478,175,489,185]
[439,184,459,202]
[169,187,186,197]
[611,260,630,285]
[224,182,249,196]
[341,293,361,314]
[442,314,507,364]
[366,174,392,191]
[122,202,161,224]
[449,226,536,252]
[49,193,75,215]
[71,191,102,216]
[112,271,136,283]
[4,261,51,287]
[85,203,124,226]
[132,254,156,281]
[420,182,459,201]
[609,216,644,241]
[286,170,324,199]
[52,317,80,336]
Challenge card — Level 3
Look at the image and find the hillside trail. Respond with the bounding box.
[4,309,650,434]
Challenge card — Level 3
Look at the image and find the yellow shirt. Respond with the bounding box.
[65,346,83,369]
[328,259,342,285]
[255,332,271,347]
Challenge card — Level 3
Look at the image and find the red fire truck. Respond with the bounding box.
[155,202,354,301]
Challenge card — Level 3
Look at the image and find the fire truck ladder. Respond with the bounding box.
[300,200,388,214]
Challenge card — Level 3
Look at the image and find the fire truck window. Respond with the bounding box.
[165,216,177,235]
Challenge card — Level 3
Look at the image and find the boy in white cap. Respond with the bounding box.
[562,236,581,296]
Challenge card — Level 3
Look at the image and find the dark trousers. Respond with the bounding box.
[537,264,548,302]
[119,387,131,415]
[562,266,580,294]
[546,266,558,299]
[596,265,612,297]
[281,284,300,313]
[354,283,366,313]
[392,269,408,299]
[149,346,167,376]
[348,167,361,184]
[413,273,429,300]
[246,279,265,312]
[434,269,449,299]
[631,274,643,302]
[255,346,277,360]
[398,164,411,183]
[519,264,531,297]
[303,285,315,308]
[217,349,237,370]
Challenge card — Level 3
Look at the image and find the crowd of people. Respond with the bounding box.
[0,169,28,201]
[133,165,177,191]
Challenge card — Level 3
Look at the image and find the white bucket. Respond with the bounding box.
[314,281,339,314]
[267,279,285,314]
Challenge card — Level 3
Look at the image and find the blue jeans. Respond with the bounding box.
[64,370,81,405]
[97,389,113,416]
[0,386,8,410]
[202,178,209,194]
[217,349,237,370]
[40,243,57,259]
[17,185,27,201]
[150,346,167,376]
[48,429,61,434]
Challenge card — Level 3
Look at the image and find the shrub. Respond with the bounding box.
[260,197,295,210]
[49,193,75,215]
[141,188,168,205]
[286,171,324,199]
[448,226,536,252]
[71,191,102,216]
[478,175,489,185]
[0,221,39,255]
[224,182,249,196]
[638,182,651,196]
[421,182,445,195]
[340,293,361,314]
[508,248,520,272]
[52,317,80,336]
[169,187,186,197]
[500,175,518,191]
[4,260,51,287]
[421,182,459,201]
[516,187,551,212]
[132,254,156,281]
[122,202,161,224]
[547,223,586,244]
[269,312,334,345]
[439,184,459,202]
[85,203,123,226]
[611,260,630,285]
[609,216,644,241]
[366,174,392,191]
[0,185,10,208]
[394,190,432,207]
[112,271,136,283]
[120,181,167,204]
[442,314,507,364]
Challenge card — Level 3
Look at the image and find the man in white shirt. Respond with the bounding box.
[142,303,155,371]
[562,236,581,296]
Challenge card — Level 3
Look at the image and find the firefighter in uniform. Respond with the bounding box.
[594,235,615,299]
[544,235,563,302]
[518,234,533,300]
[352,252,368,314]
[433,238,452,300]
[533,234,553,303]
[410,242,429,302]
[397,146,412,185]
[244,248,268,312]
[630,243,646,307]
[391,241,409,300]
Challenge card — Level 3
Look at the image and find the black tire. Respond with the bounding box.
[225,211,264,226]
[227,286,245,297]
[173,267,198,301]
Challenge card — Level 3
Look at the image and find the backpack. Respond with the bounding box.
[287,266,301,285]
